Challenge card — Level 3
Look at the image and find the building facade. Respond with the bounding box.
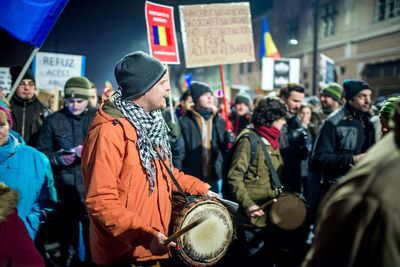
[232,0,400,98]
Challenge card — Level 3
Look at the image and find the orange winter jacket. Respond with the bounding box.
[81,100,210,265]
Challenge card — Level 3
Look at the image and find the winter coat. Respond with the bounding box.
[0,134,57,239]
[10,94,50,146]
[227,129,281,227]
[279,115,309,193]
[0,184,45,267]
[81,99,210,265]
[177,109,227,182]
[311,104,375,185]
[302,131,400,267]
[36,107,96,204]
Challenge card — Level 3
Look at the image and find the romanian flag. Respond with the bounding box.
[152,25,171,46]
[259,17,280,59]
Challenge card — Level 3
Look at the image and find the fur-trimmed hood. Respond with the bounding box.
[0,182,19,223]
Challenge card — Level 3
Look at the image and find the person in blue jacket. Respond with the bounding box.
[0,108,57,240]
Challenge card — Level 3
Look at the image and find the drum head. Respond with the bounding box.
[269,193,307,230]
[173,199,233,266]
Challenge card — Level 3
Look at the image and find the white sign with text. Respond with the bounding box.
[0,67,11,91]
[34,52,86,91]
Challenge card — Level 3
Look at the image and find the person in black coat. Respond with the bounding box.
[9,66,51,146]
[176,81,227,195]
[36,76,97,267]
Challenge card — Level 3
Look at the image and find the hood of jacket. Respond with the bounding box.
[0,183,19,223]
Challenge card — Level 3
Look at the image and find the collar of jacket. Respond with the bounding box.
[0,134,20,163]
[12,94,38,106]
[344,103,371,121]
[96,97,136,142]
[63,106,92,119]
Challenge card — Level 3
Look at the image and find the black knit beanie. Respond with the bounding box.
[343,79,372,101]
[10,65,35,86]
[190,81,213,105]
[114,51,166,100]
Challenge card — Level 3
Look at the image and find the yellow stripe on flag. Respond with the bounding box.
[264,32,279,58]
[158,26,167,46]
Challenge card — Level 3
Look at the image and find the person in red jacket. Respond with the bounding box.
[0,182,45,267]
[81,51,217,266]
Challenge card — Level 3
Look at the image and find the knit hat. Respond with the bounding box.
[64,77,95,100]
[320,82,343,102]
[379,96,400,120]
[343,79,372,101]
[9,65,35,86]
[114,51,166,100]
[0,99,13,128]
[190,81,213,105]
[235,92,251,107]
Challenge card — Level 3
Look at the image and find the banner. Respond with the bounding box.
[33,52,86,91]
[179,2,255,68]
[0,0,68,47]
[145,1,180,64]
[261,57,300,90]
[0,67,12,91]
[320,53,335,85]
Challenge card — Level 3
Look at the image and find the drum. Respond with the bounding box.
[171,195,234,266]
[269,193,307,230]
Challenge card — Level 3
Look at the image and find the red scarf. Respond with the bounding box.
[254,125,281,149]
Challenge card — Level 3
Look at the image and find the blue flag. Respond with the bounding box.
[0,0,68,47]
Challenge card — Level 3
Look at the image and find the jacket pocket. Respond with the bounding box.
[337,126,358,150]
[54,132,71,148]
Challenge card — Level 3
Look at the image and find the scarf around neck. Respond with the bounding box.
[113,91,172,193]
[254,125,281,149]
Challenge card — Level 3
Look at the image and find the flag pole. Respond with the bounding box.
[6,47,40,102]
[219,64,230,130]
[165,64,175,124]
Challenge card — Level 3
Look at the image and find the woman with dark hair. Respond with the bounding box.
[226,97,287,266]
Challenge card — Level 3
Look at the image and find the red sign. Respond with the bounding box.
[145,1,180,64]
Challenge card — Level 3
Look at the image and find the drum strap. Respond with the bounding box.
[153,145,190,204]
[251,132,284,193]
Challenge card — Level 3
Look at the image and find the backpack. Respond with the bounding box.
[221,130,260,200]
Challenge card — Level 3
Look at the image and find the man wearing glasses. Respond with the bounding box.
[9,65,51,146]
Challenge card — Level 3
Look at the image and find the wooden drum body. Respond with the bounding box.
[171,195,234,266]
[269,193,307,230]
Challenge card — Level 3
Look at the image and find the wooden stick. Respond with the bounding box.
[163,216,208,245]
[259,198,278,211]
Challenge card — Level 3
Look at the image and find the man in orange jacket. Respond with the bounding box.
[81,51,217,266]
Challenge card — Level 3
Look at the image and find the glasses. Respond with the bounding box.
[18,81,35,87]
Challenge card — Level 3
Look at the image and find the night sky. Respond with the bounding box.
[0,0,272,90]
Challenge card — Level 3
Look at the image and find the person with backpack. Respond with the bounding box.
[226,97,287,266]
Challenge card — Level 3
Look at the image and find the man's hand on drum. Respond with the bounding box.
[206,190,219,198]
[149,232,176,255]
[245,204,265,219]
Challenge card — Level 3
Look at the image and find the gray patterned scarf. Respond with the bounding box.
[113,91,172,193]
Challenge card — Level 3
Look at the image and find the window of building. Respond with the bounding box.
[239,63,245,75]
[375,0,400,21]
[247,62,253,73]
[362,60,400,79]
[321,1,338,37]
[286,18,299,46]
